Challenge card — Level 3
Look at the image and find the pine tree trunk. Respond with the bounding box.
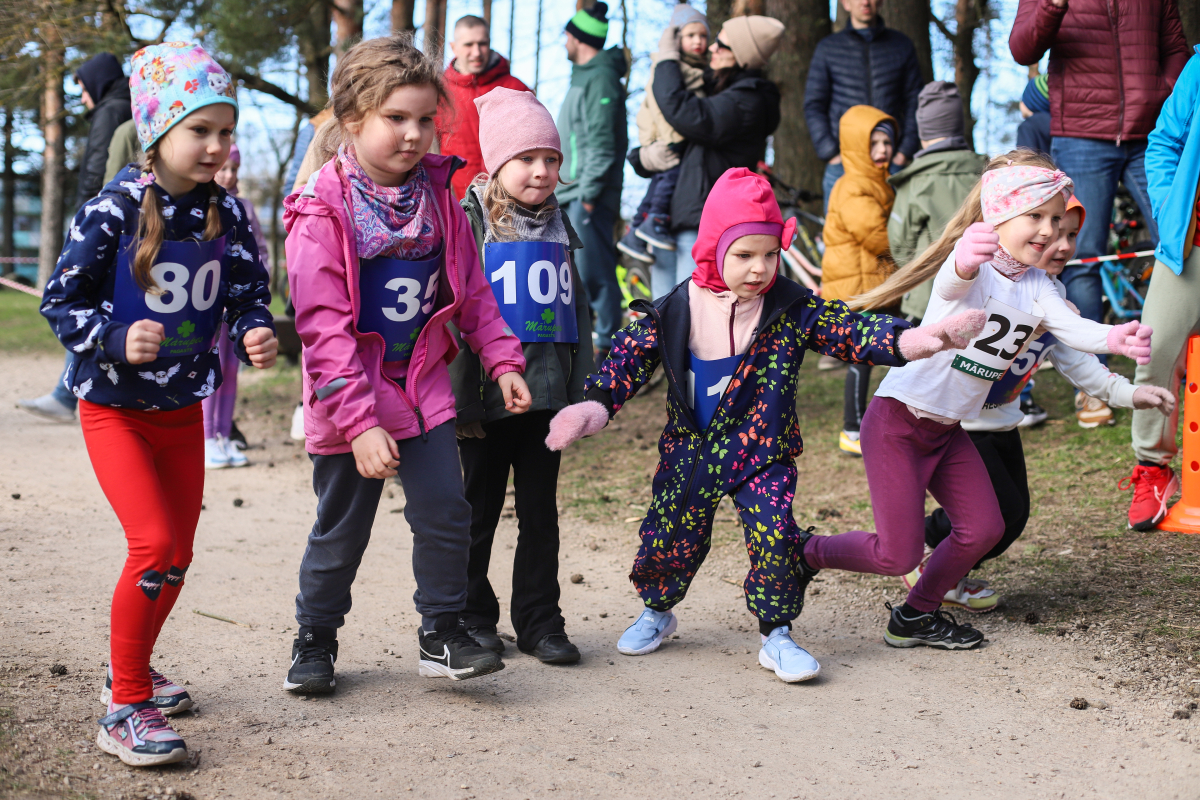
[298,3,332,109]
[953,0,984,149]
[423,0,447,56]
[482,0,492,26]
[38,31,64,289]
[765,0,830,199]
[333,0,364,51]
[887,0,934,84]
[392,0,415,34]
[3,107,15,272]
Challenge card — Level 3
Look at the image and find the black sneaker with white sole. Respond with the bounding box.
[418,614,505,680]
[882,602,984,650]
[284,626,338,693]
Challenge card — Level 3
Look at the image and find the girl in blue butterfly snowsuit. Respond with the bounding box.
[544,168,987,682]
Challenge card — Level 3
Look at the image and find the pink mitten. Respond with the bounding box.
[954,222,1000,274]
[898,309,989,361]
[1131,385,1175,416]
[1107,320,1153,365]
[545,401,610,451]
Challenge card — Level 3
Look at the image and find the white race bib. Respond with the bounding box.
[950,297,1044,382]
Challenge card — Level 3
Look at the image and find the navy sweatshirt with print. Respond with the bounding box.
[40,165,274,410]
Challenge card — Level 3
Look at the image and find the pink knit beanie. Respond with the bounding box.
[474,88,562,177]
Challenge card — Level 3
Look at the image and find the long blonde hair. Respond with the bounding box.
[309,34,449,170]
[849,148,1057,311]
[132,144,223,293]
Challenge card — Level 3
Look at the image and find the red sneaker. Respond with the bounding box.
[1119,465,1179,531]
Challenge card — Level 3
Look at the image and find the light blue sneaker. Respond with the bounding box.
[616,608,677,656]
[758,626,820,683]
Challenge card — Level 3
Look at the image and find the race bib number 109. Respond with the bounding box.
[484,241,579,344]
[950,297,1044,382]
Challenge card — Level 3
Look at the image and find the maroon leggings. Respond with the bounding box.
[804,397,1004,612]
[80,401,204,704]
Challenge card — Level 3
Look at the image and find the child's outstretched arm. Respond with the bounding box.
[800,297,985,367]
[546,315,662,451]
[1037,282,1153,363]
[224,213,277,369]
[1047,346,1175,416]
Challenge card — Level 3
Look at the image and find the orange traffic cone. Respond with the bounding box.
[1160,334,1200,534]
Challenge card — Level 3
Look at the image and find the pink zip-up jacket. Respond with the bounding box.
[284,153,525,454]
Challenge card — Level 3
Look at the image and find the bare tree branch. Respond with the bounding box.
[932,13,956,43]
[224,66,320,115]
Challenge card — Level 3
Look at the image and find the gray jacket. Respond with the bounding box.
[450,191,594,424]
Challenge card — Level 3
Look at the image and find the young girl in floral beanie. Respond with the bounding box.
[451,87,593,664]
[817,152,1154,652]
[40,42,278,766]
[543,167,985,683]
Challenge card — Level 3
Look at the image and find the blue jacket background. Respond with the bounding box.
[1146,45,1200,275]
[40,166,274,410]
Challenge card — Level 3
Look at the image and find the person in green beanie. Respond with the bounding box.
[557,1,628,359]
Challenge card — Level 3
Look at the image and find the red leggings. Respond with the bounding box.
[80,401,204,704]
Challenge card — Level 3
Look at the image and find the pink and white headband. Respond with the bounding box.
[981,165,1073,226]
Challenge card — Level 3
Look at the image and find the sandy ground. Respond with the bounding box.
[2,351,1199,800]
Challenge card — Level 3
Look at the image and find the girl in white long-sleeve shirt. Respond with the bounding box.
[910,195,1175,613]
[797,151,1157,652]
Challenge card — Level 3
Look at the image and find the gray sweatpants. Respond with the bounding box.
[295,421,473,631]
[1132,249,1200,465]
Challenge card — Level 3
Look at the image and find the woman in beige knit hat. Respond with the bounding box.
[630,13,785,297]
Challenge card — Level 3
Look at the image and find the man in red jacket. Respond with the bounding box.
[439,15,531,199]
[1010,0,1188,416]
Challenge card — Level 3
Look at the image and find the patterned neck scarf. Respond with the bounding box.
[340,145,440,260]
[992,245,1032,280]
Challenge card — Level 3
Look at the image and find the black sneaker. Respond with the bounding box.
[883,602,984,650]
[635,216,676,251]
[466,625,505,654]
[794,526,821,612]
[520,633,581,664]
[418,614,505,681]
[284,626,338,693]
[1018,398,1048,428]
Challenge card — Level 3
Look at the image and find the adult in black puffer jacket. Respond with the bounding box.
[74,53,132,207]
[629,15,784,297]
[803,15,923,207]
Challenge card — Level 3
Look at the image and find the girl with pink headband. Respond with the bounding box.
[791,150,1155,651]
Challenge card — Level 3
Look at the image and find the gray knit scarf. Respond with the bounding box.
[472,185,569,246]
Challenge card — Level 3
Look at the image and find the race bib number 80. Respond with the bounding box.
[112,235,228,358]
[950,297,1044,382]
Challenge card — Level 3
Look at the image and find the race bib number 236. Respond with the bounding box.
[950,297,1044,382]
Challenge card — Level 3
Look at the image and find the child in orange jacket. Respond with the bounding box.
[821,105,898,456]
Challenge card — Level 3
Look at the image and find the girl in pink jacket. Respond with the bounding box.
[282,35,531,693]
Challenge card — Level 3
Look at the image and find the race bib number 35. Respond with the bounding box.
[484,241,579,344]
[112,235,228,358]
[950,297,1044,382]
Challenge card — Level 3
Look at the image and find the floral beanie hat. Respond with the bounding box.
[130,42,238,149]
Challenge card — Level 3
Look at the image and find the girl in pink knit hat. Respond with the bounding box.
[450,87,592,664]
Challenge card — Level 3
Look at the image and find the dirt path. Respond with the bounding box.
[2,352,1198,800]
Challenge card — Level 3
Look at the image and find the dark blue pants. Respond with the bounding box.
[1050,136,1158,328]
[294,421,473,631]
[565,199,622,348]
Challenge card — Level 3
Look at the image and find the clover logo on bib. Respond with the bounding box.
[177,319,195,338]
[541,308,555,324]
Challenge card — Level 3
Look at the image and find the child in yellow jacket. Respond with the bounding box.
[822,105,898,456]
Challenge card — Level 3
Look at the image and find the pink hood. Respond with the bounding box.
[284,153,524,454]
